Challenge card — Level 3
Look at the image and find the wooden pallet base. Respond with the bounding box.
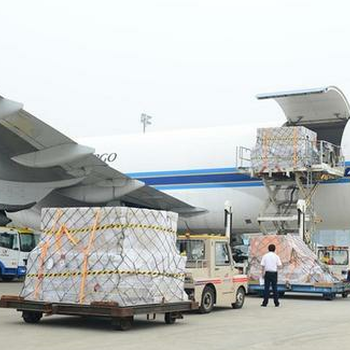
[0,295,198,330]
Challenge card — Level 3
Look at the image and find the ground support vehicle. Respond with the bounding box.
[0,227,39,281]
[0,295,198,331]
[317,245,350,280]
[177,234,248,313]
[248,280,350,300]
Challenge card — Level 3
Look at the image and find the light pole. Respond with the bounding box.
[141,113,152,133]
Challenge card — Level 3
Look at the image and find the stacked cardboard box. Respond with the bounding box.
[250,126,317,174]
[21,207,187,306]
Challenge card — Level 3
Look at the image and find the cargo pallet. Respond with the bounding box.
[248,281,350,300]
[0,295,198,331]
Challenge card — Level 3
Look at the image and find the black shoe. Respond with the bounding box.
[275,303,280,307]
[261,304,267,307]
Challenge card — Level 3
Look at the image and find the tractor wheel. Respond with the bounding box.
[232,287,245,309]
[199,286,215,314]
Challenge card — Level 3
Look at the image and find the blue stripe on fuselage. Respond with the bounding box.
[137,173,260,186]
[126,167,237,177]
[153,182,264,190]
[126,166,350,190]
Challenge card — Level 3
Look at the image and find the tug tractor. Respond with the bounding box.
[317,245,350,281]
[177,234,248,313]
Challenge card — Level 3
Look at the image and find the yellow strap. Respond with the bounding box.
[55,224,78,252]
[34,208,63,300]
[79,209,101,304]
[53,209,64,253]
[62,225,78,245]
[27,269,185,279]
[34,241,49,300]
[262,129,268,169]
[50,209,63,235]
[55,225,63,253]
[43,223,176,235]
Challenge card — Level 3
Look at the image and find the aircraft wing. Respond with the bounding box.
[0,95,202,216]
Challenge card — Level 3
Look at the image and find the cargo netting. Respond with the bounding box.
[249,234,339,284]
[250,126,317,173]
[21,207,187,306]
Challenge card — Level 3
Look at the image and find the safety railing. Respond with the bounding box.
[236,146,252,172]
[236,140,344,174]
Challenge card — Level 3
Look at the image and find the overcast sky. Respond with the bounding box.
[1,0,350,138]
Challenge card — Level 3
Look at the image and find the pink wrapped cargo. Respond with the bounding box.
[249,234,338,285]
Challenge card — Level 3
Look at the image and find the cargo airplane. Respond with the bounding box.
[1,86,350,234]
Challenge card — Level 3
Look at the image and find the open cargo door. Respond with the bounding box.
[257,86,350,146]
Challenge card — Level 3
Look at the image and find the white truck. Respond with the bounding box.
[177,233,248,313]
[317,245,350,280]
[0,227,39,281]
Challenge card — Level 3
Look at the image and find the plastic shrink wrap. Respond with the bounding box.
[249,234,338,284]
[250,126,317,173]
[21,207,187,306]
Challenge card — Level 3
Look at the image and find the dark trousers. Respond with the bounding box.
[262,271,279,306]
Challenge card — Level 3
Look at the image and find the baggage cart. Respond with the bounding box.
[0,295,198,331]
[248,280,350,300]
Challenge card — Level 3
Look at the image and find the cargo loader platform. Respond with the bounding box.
[248,281,350,300]
[0,295,198,331]
[237,125,345,242]
[237,86,350,243]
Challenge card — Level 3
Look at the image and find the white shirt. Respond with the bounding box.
[261,252,282,272]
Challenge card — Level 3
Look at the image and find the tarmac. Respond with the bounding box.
[1,281,350,350]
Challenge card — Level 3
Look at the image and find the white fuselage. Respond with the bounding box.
[77,122,350,234]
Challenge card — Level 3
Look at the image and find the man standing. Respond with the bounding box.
[261,244,282,307]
